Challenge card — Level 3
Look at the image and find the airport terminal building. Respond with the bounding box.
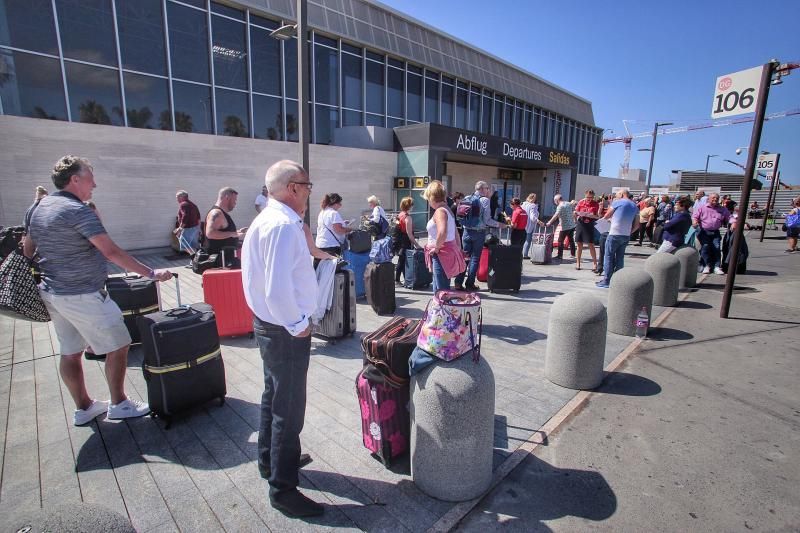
[0,0,602,249]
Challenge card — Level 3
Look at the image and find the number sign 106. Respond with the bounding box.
[713,88,755,114]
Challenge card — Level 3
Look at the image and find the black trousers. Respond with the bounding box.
[556,228,576,258]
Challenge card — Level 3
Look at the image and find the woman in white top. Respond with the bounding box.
[423,181,464,293]
[367,195,388,238]
[521,193,544,259]
[315,193,353,262]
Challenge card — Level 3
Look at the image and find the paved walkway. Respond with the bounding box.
[6,233,786,532]
[459,235,800,531]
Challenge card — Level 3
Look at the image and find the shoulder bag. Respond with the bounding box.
[0,250,50,322]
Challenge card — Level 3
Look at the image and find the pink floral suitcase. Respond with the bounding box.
[356,368,410,466]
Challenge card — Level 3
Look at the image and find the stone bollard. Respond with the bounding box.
[645,253,681,306]
[607,268,654,336]
[410,353,495,501]
[9,503,135,533]
[545,292,607,390]
[674,246,700,289]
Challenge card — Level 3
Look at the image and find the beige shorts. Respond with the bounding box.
[40,289,132,356]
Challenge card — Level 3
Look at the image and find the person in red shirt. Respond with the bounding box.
[508,197,528,246]
[173,190,201,253]
[574,189,600,271]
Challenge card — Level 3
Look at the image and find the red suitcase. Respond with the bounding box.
[202,267,253,337]
[477,247,490,282]
[356,367,410,466]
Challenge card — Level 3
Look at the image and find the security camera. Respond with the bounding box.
[735,148,743,155]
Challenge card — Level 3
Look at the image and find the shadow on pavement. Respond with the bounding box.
[646,327,694,341]
[740,269,778,276]
[696,283,758,292]
[596,371,662,397]
[462,454,617,531]
[481,324,546,345]
[677,300,712,310]
[728,316,800,326]
[525,276,576,283]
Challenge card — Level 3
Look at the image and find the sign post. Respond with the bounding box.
[758,153,781,242]
[719,62,777,319]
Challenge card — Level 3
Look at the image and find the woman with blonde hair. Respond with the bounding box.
[423,181,464,292]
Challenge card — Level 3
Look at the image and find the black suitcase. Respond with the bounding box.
[365,262,396,315]
[315,269,357,342]
[488,244,523,293]
[137,275,226,427]
[106,274,160,344]
[348,230,372,253]
[403,248,432,290]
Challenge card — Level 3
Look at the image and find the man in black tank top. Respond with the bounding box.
[203,187,246,267]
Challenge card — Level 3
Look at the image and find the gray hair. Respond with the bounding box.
[51,155,92,189]
[217,187,238,199]
[554,194,563,203]
[176,190,189,200]
[474,180,488,192]
[367,195,380,205]
[265,160,305,194]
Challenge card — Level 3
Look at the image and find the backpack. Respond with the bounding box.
[456,195,483,228]
[787,211,800,229]
[369,236,394,263]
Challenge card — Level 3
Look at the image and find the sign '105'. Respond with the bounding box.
[710,65,764,119]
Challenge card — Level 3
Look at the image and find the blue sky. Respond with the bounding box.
[379,0,800,185]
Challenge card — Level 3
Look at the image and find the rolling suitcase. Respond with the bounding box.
[403,248,432,290]
[365,262,396,315]
[316,269,357,341]
[488,243,523,293]
[361,317,421,386]
[531,226,554,265]
[356,367,410,466]
[137,274,226,427]
[477,247,490,282]
[202,251,252,337]
[343,249,369,298]
[106,274,160,344]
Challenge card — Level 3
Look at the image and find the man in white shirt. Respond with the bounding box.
[254,185,268,213]
[241,160,322,518]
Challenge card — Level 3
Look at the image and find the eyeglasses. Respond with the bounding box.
[290,181,313,190]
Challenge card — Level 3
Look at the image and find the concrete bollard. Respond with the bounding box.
[608,268,654,336]
[8,503,135,533]
[645,253,681,306]
[674,246,700,289]
[545,292,607,390]
[410,353,495,502]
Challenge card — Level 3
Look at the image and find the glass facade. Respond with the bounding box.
[0,0,602,173]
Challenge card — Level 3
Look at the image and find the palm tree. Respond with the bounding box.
[78,100,111,125]
[223,115,247,137]
[126,106,153,128]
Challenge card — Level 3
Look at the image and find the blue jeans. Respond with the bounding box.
[522,230,534,258]
[431,254,450,293]
[253,318,311,496]
[603,235,629,284]
[697,229,721,269]
[455,228,485,287]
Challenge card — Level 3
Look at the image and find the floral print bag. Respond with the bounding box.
[416,290,482,362]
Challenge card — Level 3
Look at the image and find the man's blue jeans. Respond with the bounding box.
[253,317,311,496]
[603,235,630,284]
[455,228,485,287]
[697,229,722,269]
[431,253,450,293]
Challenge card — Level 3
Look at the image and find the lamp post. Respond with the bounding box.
[270,0,310,225]
[704,154,718,173]
[645,121,673,193]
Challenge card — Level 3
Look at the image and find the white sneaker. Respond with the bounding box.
[714,267,725,275]
[107,398,150,420]
[701,266,711,274]
[74,399,110,426]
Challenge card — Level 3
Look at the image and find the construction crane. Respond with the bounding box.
[603,108,800,177]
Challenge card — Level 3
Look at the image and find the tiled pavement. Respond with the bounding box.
[0,246,665,532]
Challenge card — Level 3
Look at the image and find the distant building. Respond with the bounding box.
[618,168,647,182]
[673,170,749,192]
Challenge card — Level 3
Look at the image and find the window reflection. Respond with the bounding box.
[212,15,247,90]
[65,62,122,125]
[253,94,282,140]
[215,88,249,137]
[57,0,117,67]
[284,37,297,99]
[387,66,403,119]
[0,0,59,55]
[0,49,66,120]
[440,81,453,126]
[455,83,467,129]
[424,73,438,124]
[285,99,298,141]
[341,52,362,110]
[250,25,281,97]
[167,2,209,84]
[314,43,337,106]
[123,72,170,129]
[172,81,212,134]
[314,105,337,144]
[116,0,166,76]
[365,60,384,115]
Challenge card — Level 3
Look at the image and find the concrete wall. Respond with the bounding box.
[0,116,396,250]
[576,174,647,196]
